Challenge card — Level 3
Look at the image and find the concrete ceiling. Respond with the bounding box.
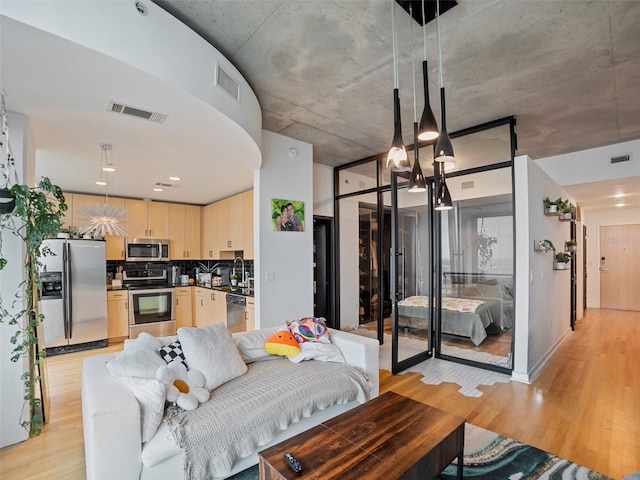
[2,0,639,209]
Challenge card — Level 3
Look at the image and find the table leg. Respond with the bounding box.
[457,447,464,479]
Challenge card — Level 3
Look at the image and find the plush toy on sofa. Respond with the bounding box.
[157,362,209,411]
[264,330,301,357]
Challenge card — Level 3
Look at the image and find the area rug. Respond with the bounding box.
[226,423,612,480]
[438,423,612,480]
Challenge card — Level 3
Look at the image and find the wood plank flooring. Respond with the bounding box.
[1,308,637,479]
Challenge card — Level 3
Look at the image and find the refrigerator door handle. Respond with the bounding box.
[64,241,72,339]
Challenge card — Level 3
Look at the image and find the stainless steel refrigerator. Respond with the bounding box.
[38,239,108,354]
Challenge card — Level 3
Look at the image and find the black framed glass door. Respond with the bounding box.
[389,173,433,374]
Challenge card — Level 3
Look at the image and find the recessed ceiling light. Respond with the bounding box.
[96,181,107,186]
[153,188,163,192]
[613,193,626,198]
[102,166,116,172]
[169,176,181,181]
[615,203,626,207]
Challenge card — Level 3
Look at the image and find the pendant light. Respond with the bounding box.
[433,0,455,163]
[418,0,439,142]
[434,162,453,210]
[387,0,410,172]
[408,4,426,193]
[78,143,127,237]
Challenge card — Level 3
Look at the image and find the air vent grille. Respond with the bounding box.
[216,64,240,102]
[155,182,175,188]
[461,180,475,190]
[107,101,168,124]
[610,154,631,164]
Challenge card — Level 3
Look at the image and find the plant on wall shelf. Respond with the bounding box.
[565,240,577,251]
[0,177,67,436]
[543,197,561,214]
[554,252,571,269]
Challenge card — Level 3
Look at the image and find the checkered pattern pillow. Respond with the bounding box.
[158,341,187,367]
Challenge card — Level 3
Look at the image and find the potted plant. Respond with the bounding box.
[565,240,577,252]
[230,271,238,287]
[543,197,560,214]
[0,177,67,436]
[554,252,571,270]
[557,200,573,220]
[541,239,555,252]
[197,262,219,287]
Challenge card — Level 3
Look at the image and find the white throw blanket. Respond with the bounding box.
[166,358,370,479]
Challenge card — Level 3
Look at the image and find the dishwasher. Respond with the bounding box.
[226,294,248,333]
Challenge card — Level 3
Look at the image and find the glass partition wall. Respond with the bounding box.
[335,117,516,374]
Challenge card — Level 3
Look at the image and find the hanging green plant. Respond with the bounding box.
[0,177,67,436]
[477,230,498,273]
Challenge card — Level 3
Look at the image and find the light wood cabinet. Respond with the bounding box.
[245,296,255,331]
[107,290,129,340]
[202,190,253,259]
[124,199,170,239]
[242,190,254,260]
[69,193,126,260]
[194,287,227,327]
[170,204,202,259]
[174,287,193,329]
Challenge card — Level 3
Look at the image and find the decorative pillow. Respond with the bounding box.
[118,376,166,443]
[107,348,166,379]
[288,342,345,364]
[264,330,301,357]
[235,328,279,363]
[158,341,187,367]
[177,323,248,391]
[287,317,330,344]
[156,362,209,410]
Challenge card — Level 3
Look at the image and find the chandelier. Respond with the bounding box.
[78,143,127,237]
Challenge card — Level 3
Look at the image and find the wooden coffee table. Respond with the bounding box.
[259,391,465,479]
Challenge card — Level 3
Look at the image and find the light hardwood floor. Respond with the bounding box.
[1,309,638,479]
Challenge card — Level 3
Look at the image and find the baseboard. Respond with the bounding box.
[526,328,572,383]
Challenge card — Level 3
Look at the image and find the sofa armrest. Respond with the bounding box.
[329,329,379,398]
[82,354,142,480]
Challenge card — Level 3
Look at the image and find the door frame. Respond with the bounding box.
[313,216,334,326]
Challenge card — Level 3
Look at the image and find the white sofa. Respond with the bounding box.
[82,327,379,480]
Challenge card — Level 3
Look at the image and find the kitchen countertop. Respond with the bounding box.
[106,283,254,297]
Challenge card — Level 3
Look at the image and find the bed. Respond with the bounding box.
[397,296,496,346]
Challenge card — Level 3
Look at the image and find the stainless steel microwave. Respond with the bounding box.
[125,238,170,262]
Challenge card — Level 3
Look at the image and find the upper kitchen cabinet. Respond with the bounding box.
[242,190,254,260]
[202,191,253,260]
[69,193,126,260]
[169,204,202,260]
[124,199,170,239]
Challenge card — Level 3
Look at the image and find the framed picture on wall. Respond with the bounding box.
[272,198,304,232]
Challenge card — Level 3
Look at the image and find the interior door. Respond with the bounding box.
[600,224,640,311]
[389,174,432,374]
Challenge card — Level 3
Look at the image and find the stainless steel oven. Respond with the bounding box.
[125,238,170,262]
[128,287,176,338]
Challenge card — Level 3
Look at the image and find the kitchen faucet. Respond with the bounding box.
[233,256,245,286]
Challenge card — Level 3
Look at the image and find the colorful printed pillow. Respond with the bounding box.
[264,330,301,357]
[287,317,330,344]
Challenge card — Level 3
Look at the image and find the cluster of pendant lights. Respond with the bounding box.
[386,0,453,210]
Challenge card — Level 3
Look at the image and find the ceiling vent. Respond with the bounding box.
[155,182,178,188]
[107,101,168,124]
[461,180,475,190]
[215,63,240,102]
[610,153,631,164]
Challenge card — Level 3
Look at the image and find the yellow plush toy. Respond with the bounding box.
[264,330,301,357]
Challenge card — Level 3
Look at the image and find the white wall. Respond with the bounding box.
[255,131,313,328]
[0,112,35,447]
[313,163,333,217]
[1,0,262,159]
[513,155,574,383]
[581,207,640,308]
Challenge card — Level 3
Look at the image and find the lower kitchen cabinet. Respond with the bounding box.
[174,287,193,329]
[245,296,255,331]
[107,290,129,340]
[194,287,226,327]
